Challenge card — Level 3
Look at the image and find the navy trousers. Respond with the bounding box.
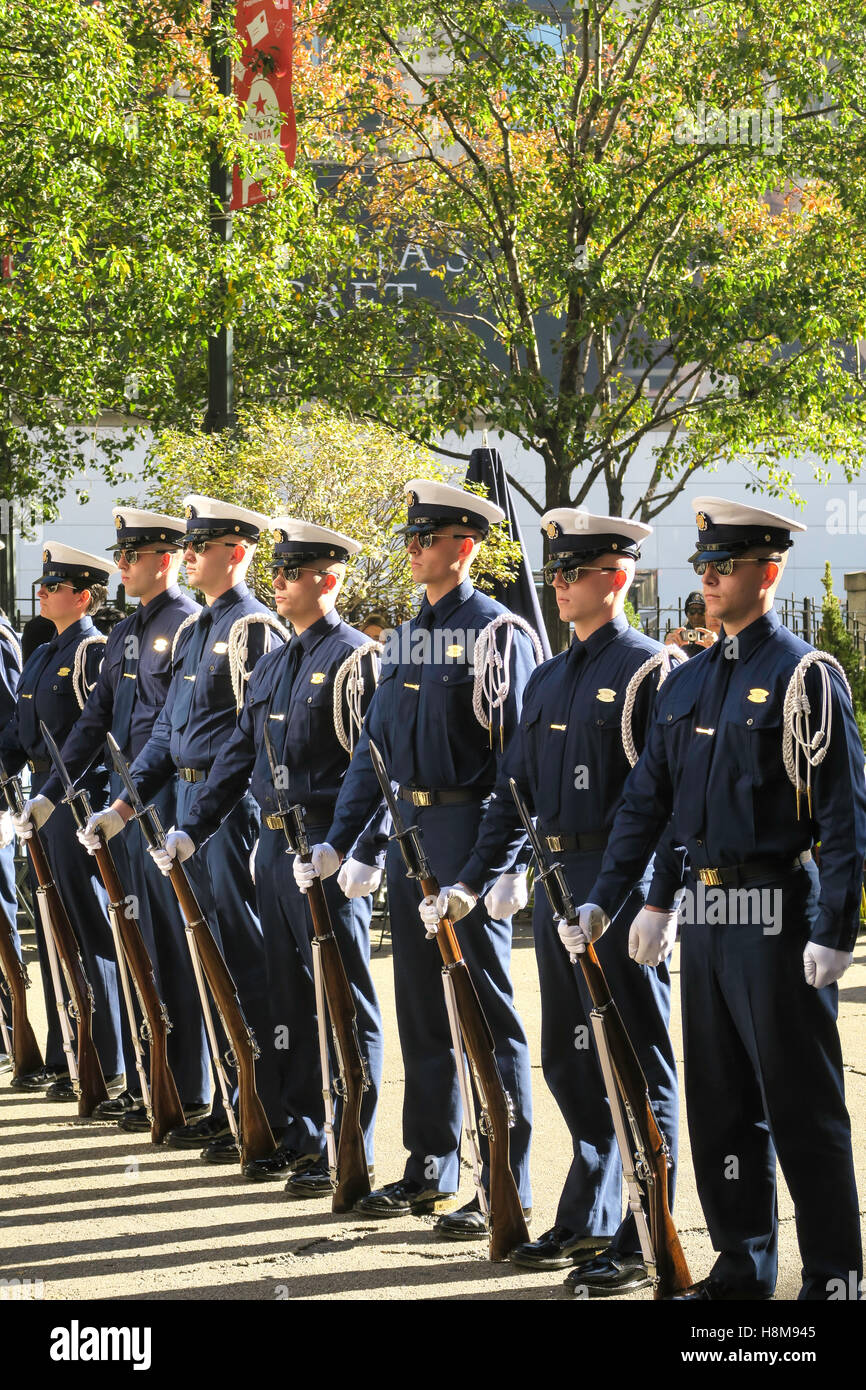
[384,799,533,1205]
[175,781,274,1123]
[680,861,861,1300]
[32,771,123,1077]
[254,823,383,1162]
[532,848,678,1254]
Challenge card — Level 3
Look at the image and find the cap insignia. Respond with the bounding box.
[696,511,709,531]
[273,528,284,543]
[546,521,560,539]
[115,516,123,530]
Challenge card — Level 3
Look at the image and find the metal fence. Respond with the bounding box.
[639,595,866,664]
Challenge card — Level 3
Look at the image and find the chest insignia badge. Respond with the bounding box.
[747,688,769,704]
[445,645,463,658]
[310,672,327,684]
[153,637,169,652]
[57,667,71,677]
[550,723,567,731]
[596,688,616,703]
[212,641,228,654]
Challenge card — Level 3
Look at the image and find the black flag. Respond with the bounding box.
[465,444,552,660]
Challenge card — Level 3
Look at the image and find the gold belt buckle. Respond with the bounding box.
[547,835,563,853]
[698,867,722,886]
[412,789,433,807]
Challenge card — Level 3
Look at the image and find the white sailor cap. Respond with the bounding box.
[111,507,187,549]
[401,479,505,538]
[270,517,362,568]
[182,495,272,542]
[541,508,651,561]
[690,495,806,564]
[38,542,118,588]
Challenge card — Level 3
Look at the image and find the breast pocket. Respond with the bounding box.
[202,650,233,706]
[740,699,782,787]
[423,667,476,782]
[657,690,697,772]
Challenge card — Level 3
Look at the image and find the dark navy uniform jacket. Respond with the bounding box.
[328,579,535,871]
[459,614,668,895]
[180,608,385,856]
[0,620,21,726]
[592,610,866,952]
[128,583,285,799]
[0,618,106,776]
[40,584,200,806]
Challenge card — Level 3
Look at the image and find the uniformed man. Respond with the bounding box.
[296,480,536,1227]
[150,519,385,1188]
[423,511,680,1284]
[573,496,865,1301]
[6,543,125,1097]
[82,497,285,1159]
[35,509,206,1126]
[664,590,719,657]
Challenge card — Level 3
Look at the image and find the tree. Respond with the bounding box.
[276,0,866,632]
[0,1,319,509]
[142,402,523,619]
[816,561,866,743]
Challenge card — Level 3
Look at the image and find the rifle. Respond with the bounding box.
[106,733,276,1167]
[0,759,109,1115]
[509,777,693,1299]
[368,738,529,1261]
[0,898,43,1079]
[41,721,185,1142]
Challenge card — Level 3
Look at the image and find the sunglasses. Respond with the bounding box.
[184,539,240,555]
[692,557,780,577]
[542,562,621,586]
[112,548,173,565]
[403,531,474,550]
[40,580,77,594]
[271,565,325,582]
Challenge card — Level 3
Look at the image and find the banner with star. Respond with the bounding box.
[231,0,296,211]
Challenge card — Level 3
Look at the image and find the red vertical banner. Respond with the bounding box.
[231,0,296,211]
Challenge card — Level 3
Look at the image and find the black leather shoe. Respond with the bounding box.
[510,1224,611,1270]
[117,1100,208,1134]
[565,1253,652,1297]
[46,1072,125,1104]
[10,1065,67,1091]
[243,1146,320,1182]
[165,1115,232,1148]
[284,1159,335,1198]
[669,1277,773,1302]
[201,1135,240,1164]
[93,1090,140,1119]
[355,1178,458,1217]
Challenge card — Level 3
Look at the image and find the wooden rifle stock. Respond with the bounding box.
[24,827,108,1115]
[419,871,529,1262]
[578,943,692,1298]
[166,859,276,1167]
[0,905,43,1078]
[305,870,371,1212]
[90,838,185,1143]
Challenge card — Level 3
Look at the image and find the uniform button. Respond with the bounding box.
[746,717,753,726]
[209,664,215,672]
[596,718,604,726]
[666,713,672,721]
[307,696,312,704]
[442,675,448,682]
[696,839,703,846]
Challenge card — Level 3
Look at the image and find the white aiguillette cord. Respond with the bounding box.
[621,646,688,768]
[782,652,849,819]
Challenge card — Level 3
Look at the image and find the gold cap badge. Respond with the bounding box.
[546,521,560,539]
[696,511,709,531]
[115,516,123,529]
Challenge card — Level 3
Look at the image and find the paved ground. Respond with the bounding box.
[1,913,864,1304]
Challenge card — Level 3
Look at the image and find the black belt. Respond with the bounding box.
[177,767,207,783]
[544,832,608,854]
[28,758,50,773]
[264,805,335,832]
[398,785,492,808]
[693,852,811,887]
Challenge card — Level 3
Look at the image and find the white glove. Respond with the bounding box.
[628,907,678,968]
[11,795,54,841]
[0,811,14,849]
[557,902,610,956]
[418,885,477,938]
[484,871,529,920]
[292,843,341,894]
[803,942,853,989]
[77,809,125,854]
[148,829,195,877]
[337,858,383,898]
